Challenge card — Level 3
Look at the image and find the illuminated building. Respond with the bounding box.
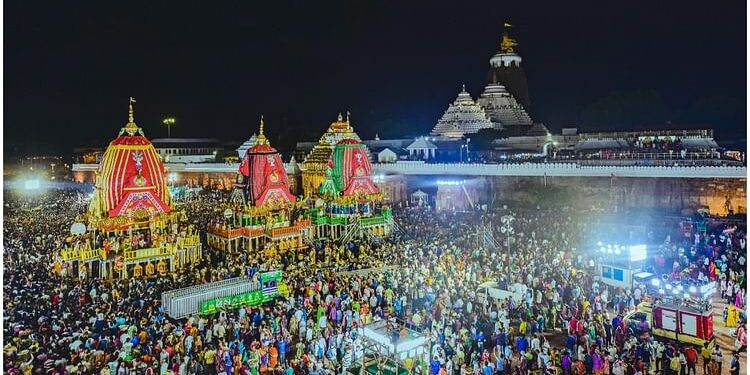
[300,112,366,197]
[59,98,202,279]
[209,117,310,256]
[430,85,494,138]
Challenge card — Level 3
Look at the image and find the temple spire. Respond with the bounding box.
[255,115,268,145]
[128,97,136,123]
[500,22,518,53]
[122,97,141,136]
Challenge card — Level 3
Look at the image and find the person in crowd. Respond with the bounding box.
[2,187,747,375]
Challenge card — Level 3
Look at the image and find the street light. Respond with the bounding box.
[500,214,514,259]
[163,117,176,138]
[461,138,471,163]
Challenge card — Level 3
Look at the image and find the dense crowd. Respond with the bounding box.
[3,187,747,375]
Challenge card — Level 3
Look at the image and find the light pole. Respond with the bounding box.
[500,214,514,260]
[163,117,176,138]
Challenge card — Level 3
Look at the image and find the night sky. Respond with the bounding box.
[5,0,746,157]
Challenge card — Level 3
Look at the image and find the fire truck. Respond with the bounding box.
[624,294,715,349]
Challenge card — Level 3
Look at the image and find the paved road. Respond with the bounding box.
[711,293,746,375]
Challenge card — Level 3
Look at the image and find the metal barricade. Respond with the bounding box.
[162,277,261,319]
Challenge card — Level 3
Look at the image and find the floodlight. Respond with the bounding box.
[689,286,697,293]
[629,245,647,262]
[651,279,660,287]
[24,180,40,190]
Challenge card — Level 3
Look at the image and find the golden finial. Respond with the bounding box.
[123,97,140,136]
[500,24,518,53]
[255,115,267,145]
[128,97,135,123]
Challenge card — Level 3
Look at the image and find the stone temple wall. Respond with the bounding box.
[74,168,746,215]
[483,176,746,215]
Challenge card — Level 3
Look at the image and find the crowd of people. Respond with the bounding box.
[628,138,684,153]
[3,187,747,375]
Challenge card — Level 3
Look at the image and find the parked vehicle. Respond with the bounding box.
[624,296,715,349]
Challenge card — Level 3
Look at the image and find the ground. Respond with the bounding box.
[711,294,746,375]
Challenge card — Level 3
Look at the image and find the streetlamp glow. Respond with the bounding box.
[163,117,176,138]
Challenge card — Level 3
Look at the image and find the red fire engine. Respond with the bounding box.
[625,295,715,349]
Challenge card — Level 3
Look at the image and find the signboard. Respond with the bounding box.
[261,270,282,283]
[200,289,267,315]
[199,271,285,315]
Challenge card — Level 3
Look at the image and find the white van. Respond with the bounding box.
[475,281,527,306]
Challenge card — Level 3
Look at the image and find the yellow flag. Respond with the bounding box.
[504,22,512,27]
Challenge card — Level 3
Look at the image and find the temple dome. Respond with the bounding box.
[89,98,171,219]
[430,84,494,138]
[327,138,379,196]
[237,116,295,206]
[476,83,533,129]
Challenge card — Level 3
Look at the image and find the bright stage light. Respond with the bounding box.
[24,180,40,190]
[689,286,697,293]
[629,244,647,262]
[651,279,660,287]
[437,180,466,186]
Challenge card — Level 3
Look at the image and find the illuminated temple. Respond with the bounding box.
[300,113,364,197]
[310,135,392,240]
[57,98,202,279]
[207,113,393,259]
[430,85,494,138]
[208,117,311,258]
[480,25,539,135]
